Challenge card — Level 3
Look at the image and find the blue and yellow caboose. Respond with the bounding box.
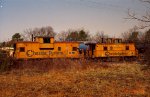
[85,38,138,61]
[13,36,82,59]
[13,36,138,61]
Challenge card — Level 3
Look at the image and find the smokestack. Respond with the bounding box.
[32,34,34,41]
[102,38,103,43]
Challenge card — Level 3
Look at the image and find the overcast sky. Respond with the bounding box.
[0,0,146,42]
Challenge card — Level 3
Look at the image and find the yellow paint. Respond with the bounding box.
[94,43,138,57]
[14,37,80,59]
[14,37,138,59]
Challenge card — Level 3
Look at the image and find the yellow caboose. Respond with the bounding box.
[13,36,81,59]
[85,38,138,61]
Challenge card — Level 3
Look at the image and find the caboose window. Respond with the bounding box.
[20,47,25,52]
[126,46,129,50]
[104,46,107,51]
[58,47,61,51]
[72,47,77,51]
[43,38,50,43]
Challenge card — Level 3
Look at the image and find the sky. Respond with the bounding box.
[0,0,147,42]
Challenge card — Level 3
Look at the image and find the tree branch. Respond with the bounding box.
[125,6,150,29]
[127,9,150,22]
[140,0,150,4]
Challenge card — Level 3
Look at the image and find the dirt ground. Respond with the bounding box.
[0,60,150,97]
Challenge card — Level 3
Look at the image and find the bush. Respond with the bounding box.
[0,57,14,72]
[144,45,150,66]
[144,30,150,67]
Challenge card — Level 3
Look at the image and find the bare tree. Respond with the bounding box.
[126,0,150,65]
[56,29,90,41]
[21,28,32,41]
[126,0,150,29]
[92,31,108,42]
[122,26,139,42]
[22,26,56,41]
[55,31,69,41]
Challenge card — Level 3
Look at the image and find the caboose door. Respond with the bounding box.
[86,44,96,58]
[90,44,96,58]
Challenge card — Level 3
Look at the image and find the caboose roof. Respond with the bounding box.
[84,41,97,45]
[34,36,54,38]
[55,41,80,43]
[15,41,39,43]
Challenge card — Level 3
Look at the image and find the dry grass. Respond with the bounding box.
[0,59,150,97]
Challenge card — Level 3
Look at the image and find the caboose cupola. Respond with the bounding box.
[34,36,54,49]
